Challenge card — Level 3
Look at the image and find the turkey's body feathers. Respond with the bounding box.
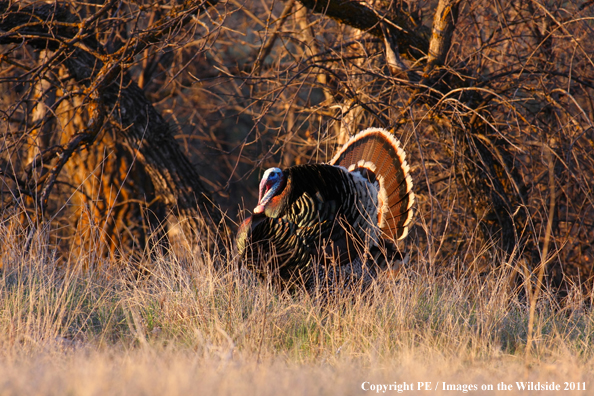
[237,128,414,291]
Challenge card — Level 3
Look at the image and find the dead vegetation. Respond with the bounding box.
[1,5,594,388]
[2,0,593,297]
[0,224,593,395]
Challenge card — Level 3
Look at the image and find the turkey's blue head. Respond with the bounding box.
[254,167,285,215]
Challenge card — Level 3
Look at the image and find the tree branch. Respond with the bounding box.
[298,0,429,60]
[426,0,462,72]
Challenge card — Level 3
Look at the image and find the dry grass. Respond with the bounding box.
[1,223,593,395]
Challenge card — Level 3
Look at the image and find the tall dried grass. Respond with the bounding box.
[1,222,593,395]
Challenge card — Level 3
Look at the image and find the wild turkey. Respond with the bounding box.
[236,127,414,292]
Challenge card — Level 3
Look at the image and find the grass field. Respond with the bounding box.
[1,225,592,395]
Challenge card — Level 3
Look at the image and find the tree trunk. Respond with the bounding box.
[0,1,226,254]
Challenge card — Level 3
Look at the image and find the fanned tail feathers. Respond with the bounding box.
[330,127,414,240]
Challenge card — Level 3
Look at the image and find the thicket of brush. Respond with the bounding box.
[1,0,593,297]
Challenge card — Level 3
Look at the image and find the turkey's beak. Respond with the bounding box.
[255,179,275,214]
[258,178,271,202]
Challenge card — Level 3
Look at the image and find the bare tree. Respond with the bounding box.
[1,0,225,256]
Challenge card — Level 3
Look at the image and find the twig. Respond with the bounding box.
[525,145,556,360]
[252,0,295,74]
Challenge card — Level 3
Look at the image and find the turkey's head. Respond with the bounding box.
[254,167,286,215]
